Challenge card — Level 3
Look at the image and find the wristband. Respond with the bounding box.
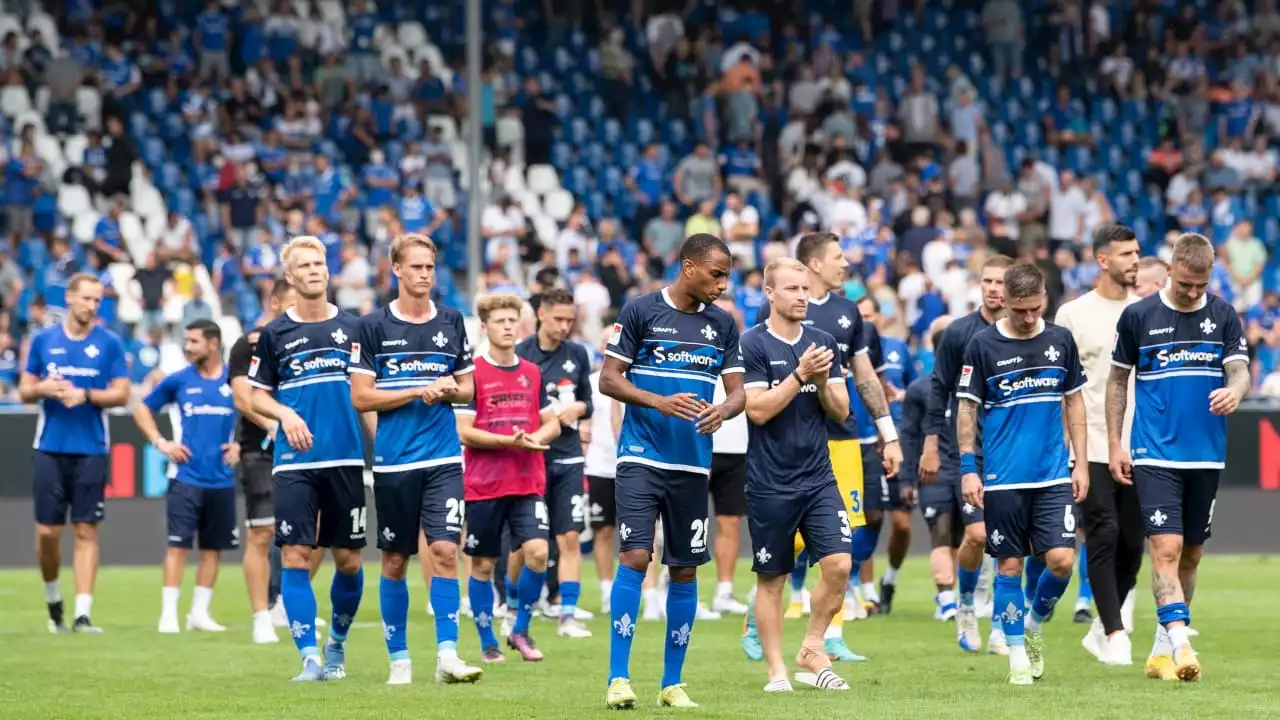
[790,370,804,387]
[960,452,978,475]
[875,415,898,444]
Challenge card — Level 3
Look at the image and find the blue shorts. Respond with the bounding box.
[1132,465,1220,546]
[860,442,890,512]
[374,463,464,554]
[464,494,547,558]
[983,483,1077,559]
[32,451,107,526]
[918,454,985,527]
[274,465,367,549]
[615,462,710,567]
[545,461,587,536]
[167,481,239,550]
[747,480,851,575]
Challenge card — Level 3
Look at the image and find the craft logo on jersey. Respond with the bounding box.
[701,324,717,341]
[285,337,309,350]
[1200,318,1216,334]
[838,315,851,329]
[432,331,449,348]
[1044,345,1060,362]
[331,328,348,345]
[382,338,409,347]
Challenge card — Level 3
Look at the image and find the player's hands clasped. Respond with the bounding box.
[422,376,459,404]
[881,440,903,477]
[157,439,193,464]
[918,440,940,485]
[509,429,550,451]
[797,343,834,382]
[655,392,703,422]
[961,472,983,509]
[279,408,314,452]
[1108,445,1133,486]
[1070,461,1090,503]
[1208,387,1242,416]
[694,400,727,435]
[58,386,88,409]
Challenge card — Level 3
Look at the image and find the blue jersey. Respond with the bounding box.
[25,324,128,455]
[898,377,930,485]
[516,336,593,464]
[880,335,915,426]
[850,322,885,444]
[247,306,364,473]
[926,309,994,456]
[351,302,472,472]
[741,324,843,491]
[606,289,743,475]
[955,321,1085,491]
[757,292,867,441]
[143,365,237,488]
[1111,291,1247,469]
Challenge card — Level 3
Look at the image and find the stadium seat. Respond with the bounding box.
[56,184,91,220]
[526,165,560,195]
[496,116,524,149]
[0,85,31,120]
[71,210,100,244]
[76,87,102,131]
[543,188,574,222]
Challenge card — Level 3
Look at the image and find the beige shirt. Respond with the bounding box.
[1054,290,1138,464]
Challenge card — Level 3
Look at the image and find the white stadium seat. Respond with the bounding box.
[502,164,526,195]
[532,214,559,246]
[495,116,524,149]
[71,209,100,244]
[397,21,428,49]
[542,188,575,222]
[526,165,560,195]
[63,134,87,165]
[0,85,31,119]
[76,87,102,131]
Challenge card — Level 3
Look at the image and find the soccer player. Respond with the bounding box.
[349,233,482,685]
[1107,233,1249,682]
[586,339,622,614]
[709,296,750,616]
[133,320,239,634]
[458,294,561,663]
[600,233,745,710]
[228,281,296,644]
[856,295,915,614]
[1054,226,1143,666]
[1134,257,1169,299]
[955,262,1089,685]
[742,258,854,693]
[516,288,595,637]
[247,236,367,682]
[20,272,129,633]
[919,254,1013,653]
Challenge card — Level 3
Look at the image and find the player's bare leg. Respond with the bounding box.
[795,553,852,691]
[593,524,615,612]
[753,572,792,691]
[71,522,101,631]
[928,514,960,622]
[1146,534,1199,681]
[713,514,747,613]
[159,546,188,633]
[244,524,277,642]
[642,524,665,621]
[418,532,434,614]
[556,531,591,637]
[35,523,67,632]
[1023,546,1075,680]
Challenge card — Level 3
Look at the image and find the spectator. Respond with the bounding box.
[983,0,1026,79]
[1048,170,1087,250]
[948,141,980,211]
[1223,220,1266,308]
[346,0,381,85]
[721,54,762,145]
[597,243,634,312]
[720,191,760,268]
[641,198,684,272]
[5,134,42,242]
[684,198,721,238]
[555,205,592,275]
[362,148,399,233]
[422,126,457,211]
[950,88,983,148]
[521,77,556,167]
[221,165,265,251]
[898,67,940,158]
[181,284,215,327]
[599,27,635,122]
[195,0,231,81]
[481,194,526,281]
[627,143,666,234]
[133,251,172,334]
[158,211,199,265]
[983,178,1026,257]
[1015,158,1051,252]
[102,115,138,197]
[334,243,373,313]
[573,269,611,341]
[674,141,723,208]
[94,196,128,265]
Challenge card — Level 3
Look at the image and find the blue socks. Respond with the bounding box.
[608,565,644,683]
[1024,555,1047,603]
[662,579,698,688]
[380,576,409,660]
[849,526,879,577]
[513,566,546,635]
[329,567,363,643]
[1029,568,1071,627]
[431,577,460,651]
[560,580,581,620]
[958,563,980,608]
[994,573,1025,646]
[1076,542,1093,606]
[282,567,318,656]
[506,573,519,610]
[1156,601,1190,627]
[469,577,499,648]
[790,551,808,593]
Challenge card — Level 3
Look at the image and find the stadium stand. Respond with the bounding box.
[2,0,1280,401]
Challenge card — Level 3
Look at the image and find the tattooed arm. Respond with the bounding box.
[956,397,978,456]
[851,352,891,419]
[1105,364,1133,484]
[1208,359,1250,415]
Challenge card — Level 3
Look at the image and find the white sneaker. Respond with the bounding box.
[1186,626,1200,638]
[387,659,412,685]
[1103,630,1133,666]
[802,588,812,615]
[460,596,473,618]
[573,607,595,620]
[695,602,722,620]
[712,593,750,615]
[186,614,226,632]
[1081,618,1107,662]
[316,617,327,628]
[557,617,593,638]
[843,593,859,621]
[848,588,868,621]
[956,608,981,652]
[435,653,483,684]
[158,615,180,634]
[987,627,1009,656]
[427,601,435,616]
[643,601,664,621]
[494,603,509,619]
[1120,589,1135,634]
[499,613,514,638]
[270,601,289,628]
[975,596,994,619]
[253,615,280,644]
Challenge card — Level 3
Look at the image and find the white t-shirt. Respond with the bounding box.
[711,379,748,455]
[897,271,926,328]
[482,204,524,245]
[826,197,868,237]
[984,191,1027,240]
[921,239,955,284]
[720,206,760,238]
[1048,185,1087,240]
[584,371,618,479]
[1053,289,1137,464]
[160,217,193,254]
[574,279,611,326]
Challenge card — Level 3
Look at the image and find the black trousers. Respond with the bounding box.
[1080,462,1145,635]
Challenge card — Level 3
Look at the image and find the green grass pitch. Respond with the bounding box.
[2,555,1278,719]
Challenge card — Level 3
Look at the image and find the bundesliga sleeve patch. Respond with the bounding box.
[959,365,973,388]
[608,323,623,346]
[350,342,361,363]
[248,356,260,378]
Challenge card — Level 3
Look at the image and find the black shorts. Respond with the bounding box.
[860,443,891,512]
[238,450,274,528]
[1132,465,1220,546]
[464,494,547,558]
[983,483,1077,558]
[587,475,616,528]
[546,461,587,536]
[32,451,107,526]
[918,457,985,527]
[373,462,465,555]
[615,462,710,567]
[747,480,851,575]
[274,465,368,549]
[882,475,914,512]
[709,453,747,517]
[167,481,239,550]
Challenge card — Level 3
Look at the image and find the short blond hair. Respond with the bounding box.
[66,272,102,295]
[1172,233,1214,272]
[476,294,525,323]
[390,233,437,265]
[763,257,806,289]
[281,236,327,269]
